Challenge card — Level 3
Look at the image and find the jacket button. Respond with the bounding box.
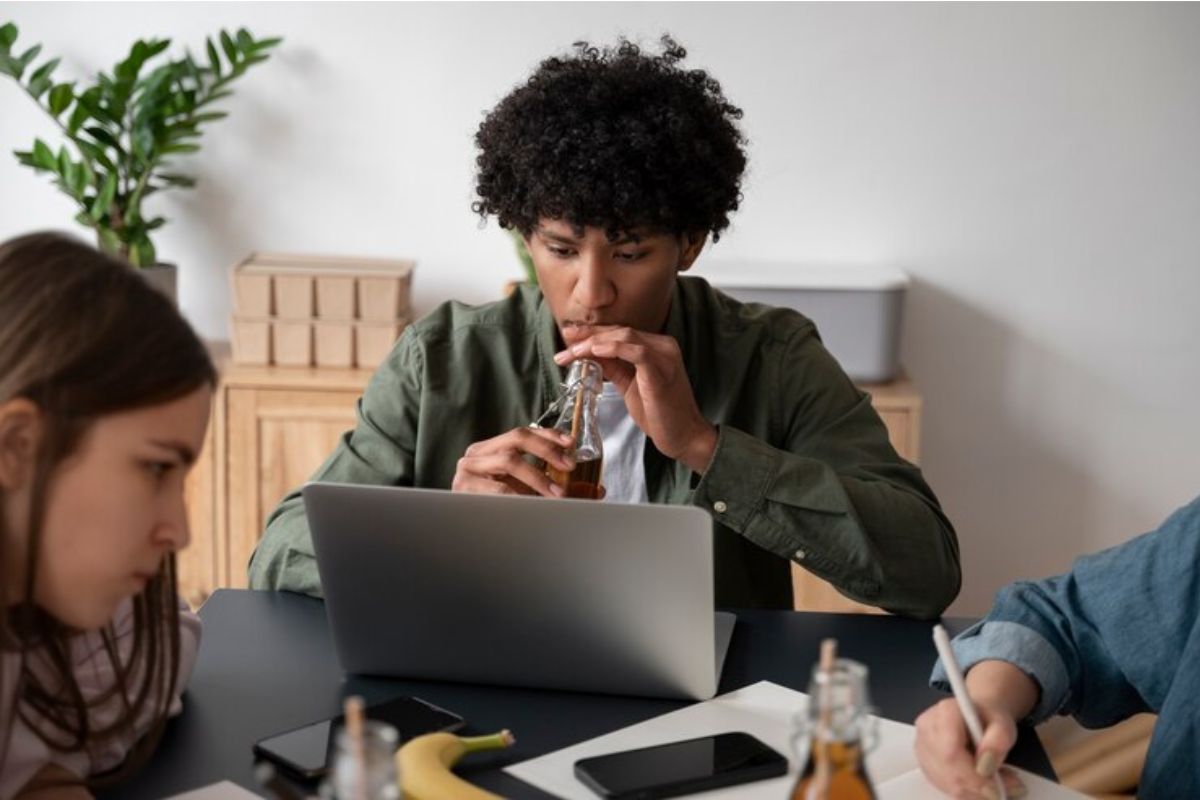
[713,500,728,513]
[794,549,807,561]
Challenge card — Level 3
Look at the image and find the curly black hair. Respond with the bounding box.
[473,36,747,242]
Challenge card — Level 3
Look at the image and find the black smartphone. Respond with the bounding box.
[252,695,465,781]
[574,731,788,799]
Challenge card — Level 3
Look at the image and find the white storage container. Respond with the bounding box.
[703,263,909,383]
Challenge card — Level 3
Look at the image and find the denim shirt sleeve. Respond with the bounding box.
[931,496,1200,727]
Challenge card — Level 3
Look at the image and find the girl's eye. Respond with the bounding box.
[145,461,173,479]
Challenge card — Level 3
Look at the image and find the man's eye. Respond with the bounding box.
[614,251,647,262]
[548,246,574,258]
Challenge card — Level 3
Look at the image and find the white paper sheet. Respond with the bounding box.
[165,781,265,800]
[505,680,918,799]
[877,766,1089,799]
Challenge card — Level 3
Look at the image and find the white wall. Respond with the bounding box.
[3,2,1197,614]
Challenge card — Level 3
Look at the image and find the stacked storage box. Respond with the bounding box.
[231,252,415,368]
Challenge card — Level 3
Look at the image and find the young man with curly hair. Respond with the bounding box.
[250,38,961,618]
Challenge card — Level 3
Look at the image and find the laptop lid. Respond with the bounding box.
[303,483,730,701]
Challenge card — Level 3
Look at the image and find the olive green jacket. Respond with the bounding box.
[248,277,960,618]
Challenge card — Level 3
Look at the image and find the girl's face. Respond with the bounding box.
[3,386,211,629]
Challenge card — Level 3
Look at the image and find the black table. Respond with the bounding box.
[106,591,1054,798]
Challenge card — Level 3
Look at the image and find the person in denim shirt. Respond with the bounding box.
[915,496,1199,799]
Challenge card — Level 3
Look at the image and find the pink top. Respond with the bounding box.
[0,599,201,798]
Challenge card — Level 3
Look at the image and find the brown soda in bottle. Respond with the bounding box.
[790,657,877,800]
[791,740,875,800]
[539,359,604,500]
[545,456,603,500]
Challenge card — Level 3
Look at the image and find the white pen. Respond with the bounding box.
[933,624,1008,800]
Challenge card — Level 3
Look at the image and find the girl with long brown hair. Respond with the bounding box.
[0,233,216,798]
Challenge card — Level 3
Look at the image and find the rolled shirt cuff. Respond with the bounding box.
[929,620,1070,725]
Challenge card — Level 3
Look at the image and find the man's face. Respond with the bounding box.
[525,218,705,342]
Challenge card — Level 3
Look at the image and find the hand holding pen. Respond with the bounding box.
[914,626,1029,799]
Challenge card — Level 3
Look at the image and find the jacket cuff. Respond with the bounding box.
[930,620,1070,725]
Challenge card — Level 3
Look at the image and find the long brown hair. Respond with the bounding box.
[0,232,216,787]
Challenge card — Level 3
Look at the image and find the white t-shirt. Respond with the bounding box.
[0,599,201,798]
[598,381,649,503]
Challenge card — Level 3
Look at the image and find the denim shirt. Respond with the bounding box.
[931,496,1200,798]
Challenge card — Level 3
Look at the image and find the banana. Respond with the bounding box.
[397,729,515,800]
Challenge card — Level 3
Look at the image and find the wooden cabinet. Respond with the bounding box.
[180,346,924,613]
[179,346,373,607]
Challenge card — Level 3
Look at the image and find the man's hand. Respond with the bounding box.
[452,426,576,497]
[914,660,1036,799]
[556,325,717,473]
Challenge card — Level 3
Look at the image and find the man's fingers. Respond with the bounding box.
[465,427,573,465]
[594,357,635,393]
[511,427,576,469]
[457,452,565,497]
[451,473,516,495]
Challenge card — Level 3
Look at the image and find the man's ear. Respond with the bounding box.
[677,232,708,273]
[0,398,43,491]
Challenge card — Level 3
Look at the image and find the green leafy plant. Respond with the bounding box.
[0,22,280,267]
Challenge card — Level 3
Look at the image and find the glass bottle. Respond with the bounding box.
[321,720,401,800]
[790,659,878,800]
[537,358,604,500]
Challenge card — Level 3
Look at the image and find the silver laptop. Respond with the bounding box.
[303,483,736,701]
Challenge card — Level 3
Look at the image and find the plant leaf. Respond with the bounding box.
[161,142,200,155]
[77,90,120,126]
[159,172,196,188]
[191,110,227,123]
[76,140,117,172]
[145,216,166,230]
[66,102,90,134]
[219,30,238,64]
[144,39,171,59]
[60,161,80,197]
[205,37,222,78]
[28,74,52,100]
[132,126,155,162]
[13,149,37,168]
[85,125,125,154]
[236,28,254,52]
[0,23,17,50]
[0,53,19,79]
[90,171,117,221]
[32,138,56,170]
[196,88,233,107]
[97,227,121,255]
[133,238,156,267]
[15,43,41,77]
[76,158,94,194]
[48,82,72,115]
[250,36,284,52]
[28,56,59,86]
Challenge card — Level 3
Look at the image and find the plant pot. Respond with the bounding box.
[141,263,178,305]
